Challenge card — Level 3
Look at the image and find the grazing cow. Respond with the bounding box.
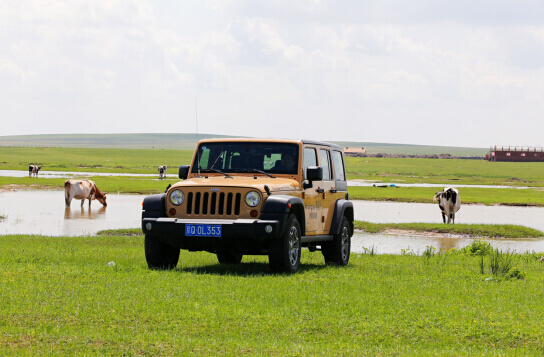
[433,187,461,224]
[158,165,167,179]
[64,180,107,207]
[29,165,41,178]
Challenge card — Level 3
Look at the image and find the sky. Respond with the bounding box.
[1,1,544,148]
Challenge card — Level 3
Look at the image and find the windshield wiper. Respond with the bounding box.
[200,168,232,178]
[235,169,276,178]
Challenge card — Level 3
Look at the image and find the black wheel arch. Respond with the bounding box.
[143,193,166,212]
[261,195,305,236]
[329,199,354,236]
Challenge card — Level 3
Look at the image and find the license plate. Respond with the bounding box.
[185,224,222,237]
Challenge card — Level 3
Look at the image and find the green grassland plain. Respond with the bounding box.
[1,234,544,356]
[2,146,544,206]
[1,136,544,355]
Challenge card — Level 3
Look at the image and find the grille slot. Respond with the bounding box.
[226,193,233,215]
[184,190,242,217]
[210,192,217,215]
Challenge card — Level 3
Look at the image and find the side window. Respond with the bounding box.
[319,149,332,180]
[303,147,317,179]
[332,151,345,181]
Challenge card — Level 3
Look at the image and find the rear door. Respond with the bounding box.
[318,148,337,232]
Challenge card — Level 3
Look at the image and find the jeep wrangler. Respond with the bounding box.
[141,138,354,273]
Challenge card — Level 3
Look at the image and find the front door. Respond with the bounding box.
[303,147,321,234]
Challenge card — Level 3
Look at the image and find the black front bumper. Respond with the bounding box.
[141,214,287,253]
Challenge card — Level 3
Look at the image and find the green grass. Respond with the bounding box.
[2,148,544,206]
[346,156,544,186]
[0,147,194,173]
[348,186,544,206]
[2,234,544,356]
[354,221,544,238]
[0,176,176,195]
[3,148,542,187]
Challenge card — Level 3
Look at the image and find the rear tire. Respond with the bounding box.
[144,235,180,270]
[322,216,351,266]
[269,214,301,274]
[217,252,243,265]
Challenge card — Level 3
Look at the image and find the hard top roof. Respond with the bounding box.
[196,138,342,151]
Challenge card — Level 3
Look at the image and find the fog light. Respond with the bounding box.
[145,223,152,231]
[265,225,273,234]
[169,208,176,215]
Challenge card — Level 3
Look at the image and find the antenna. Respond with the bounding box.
[196,97,200,177]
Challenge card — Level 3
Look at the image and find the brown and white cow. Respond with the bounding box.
[158,165,167,179]
[433,187,461,224]
[29,165,41,178]
[64,180,107,207]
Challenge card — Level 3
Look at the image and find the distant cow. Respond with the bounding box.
[433,187,461,224]
[29,165,41,178]
[64,180,107,207]
[158,165,167,179]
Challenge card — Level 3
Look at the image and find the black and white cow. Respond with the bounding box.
[433,187,461,224]
[29,165,41,178]
[158,165,167,179]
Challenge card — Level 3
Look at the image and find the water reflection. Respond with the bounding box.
[352,232,544,255]
[64,206,107,219]
[351,200,544,231]
[1,190,543,254]
[0,190,142,236]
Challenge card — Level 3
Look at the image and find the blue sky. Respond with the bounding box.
[1,1,544,148]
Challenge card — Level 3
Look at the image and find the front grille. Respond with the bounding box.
[186,191,242,217]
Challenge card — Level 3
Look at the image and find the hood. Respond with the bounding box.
[170,176,299,193]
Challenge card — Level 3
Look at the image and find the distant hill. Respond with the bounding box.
[0,133,488,156]
[334,141,488,157]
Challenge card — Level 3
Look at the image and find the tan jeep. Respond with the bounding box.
[141,138,354,273]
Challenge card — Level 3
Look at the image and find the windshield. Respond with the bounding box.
[192,142,299,175]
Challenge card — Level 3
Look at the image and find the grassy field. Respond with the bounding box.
[354,222,544,238]
[0,147,194,173]
[2,147,544,206]
[0,176,176,195]
[1,234,543,356]
[345,156,544,187]
[1,147,541,186]
[348,186,544,206]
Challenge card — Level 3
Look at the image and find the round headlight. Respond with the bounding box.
[170,190,185,206]
[245,191,261,207]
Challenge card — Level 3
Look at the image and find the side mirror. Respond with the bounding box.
[178,165,190,180]
[304,166,323,189]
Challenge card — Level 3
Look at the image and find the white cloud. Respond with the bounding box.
[1,0,544,147]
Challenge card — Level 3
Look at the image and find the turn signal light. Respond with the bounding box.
[169,208,177,216]
[250,210,258,218]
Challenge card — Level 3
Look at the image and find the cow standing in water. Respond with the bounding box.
[29,165,41,177]
[64,180,107,207]
[433,187,461,224]
[158,165,167,179]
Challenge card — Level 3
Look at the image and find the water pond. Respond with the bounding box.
[1,191,543,254]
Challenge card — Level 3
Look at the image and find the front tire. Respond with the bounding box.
[269,214,301,274]
[144,235,180,270]
[217,252,243,265]
[322,216,351,266]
